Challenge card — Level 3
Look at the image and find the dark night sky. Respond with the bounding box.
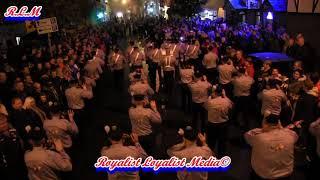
[1,0,92,24]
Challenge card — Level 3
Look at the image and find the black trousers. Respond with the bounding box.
[113,69,124,91]
[233,96,252,131]
[148,62,160,91]
[207,121,228,158]
[205,68,217,85]
[163,70,174,96]
[221,82,233,100]
[307,157,320,180]
[251,171,292,180]
[192,102,207,133]
[190,58,201,71]
[180,83,192,113]
[138,133,155,156]
[72,108,86,140]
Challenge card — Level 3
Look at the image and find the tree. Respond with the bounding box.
[167,0,208,18]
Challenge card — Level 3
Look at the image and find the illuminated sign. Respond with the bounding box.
[200,9,216,20]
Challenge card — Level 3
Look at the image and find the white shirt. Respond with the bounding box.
[203,52,218,69]
[43,116,78,148]
[65,86,93,110]
[258,89,287,115]
[169,43,180,58]
[161,55,176,71]
[218,63,236,84]
[25,147,72,180]
[101,143,147,180]
[129,106,161,136]
[129,81,154,96]
[85,60,102,79]
[109,53,125,70]
[232,75,254,97]
[130,51,145,66]
[180,68,194,84]
[126,46,134,59]
[167,143,213,180]
[185,45,199,59]
[204,96,233,123]
[150,48,161,63]
[245,128,298,179]
[188,80,212,103]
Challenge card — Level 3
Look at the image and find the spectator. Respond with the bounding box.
[0,113,28,180]
[12,81,27,101]
[23,97,47,124]
[0,72,11,107]
[295,34,313,71]
[10,97,42,143]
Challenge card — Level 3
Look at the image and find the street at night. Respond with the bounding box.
[0,1,320,180]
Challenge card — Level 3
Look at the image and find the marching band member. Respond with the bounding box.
[129,74,154,97]
[204,85,233,157]
[245,114,298,180]
[24,127,72,180]
[130,47,145,70]
[188,72,212,133]
[179,61,194,113]
[109,48,125,90]
[128,95,161,155]
[101,125,147,180]
[148,43,162,91]
[126,41,135,60]
[160,46,178,96]
[185,40,200,70]
[167,126,213,180]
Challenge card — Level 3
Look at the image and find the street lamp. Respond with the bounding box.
[97,12,104,19]
[162,5,170,19]
[121,0,127,5]
[267,12,273,20]
[116,12,124,18]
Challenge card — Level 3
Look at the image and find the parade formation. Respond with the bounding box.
[1,1,320,180]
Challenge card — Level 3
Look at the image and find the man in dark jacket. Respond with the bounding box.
[293,75,319,167]
[295,34,313,72]
[0,113,28,180]
[9,97,43,144]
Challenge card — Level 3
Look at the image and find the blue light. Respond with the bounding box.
[5,17,40,22]
[267,12,273,20]
[97,12,104,19]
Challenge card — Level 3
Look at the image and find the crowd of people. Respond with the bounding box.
[0,16,320,180]
[0,28,108,179]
